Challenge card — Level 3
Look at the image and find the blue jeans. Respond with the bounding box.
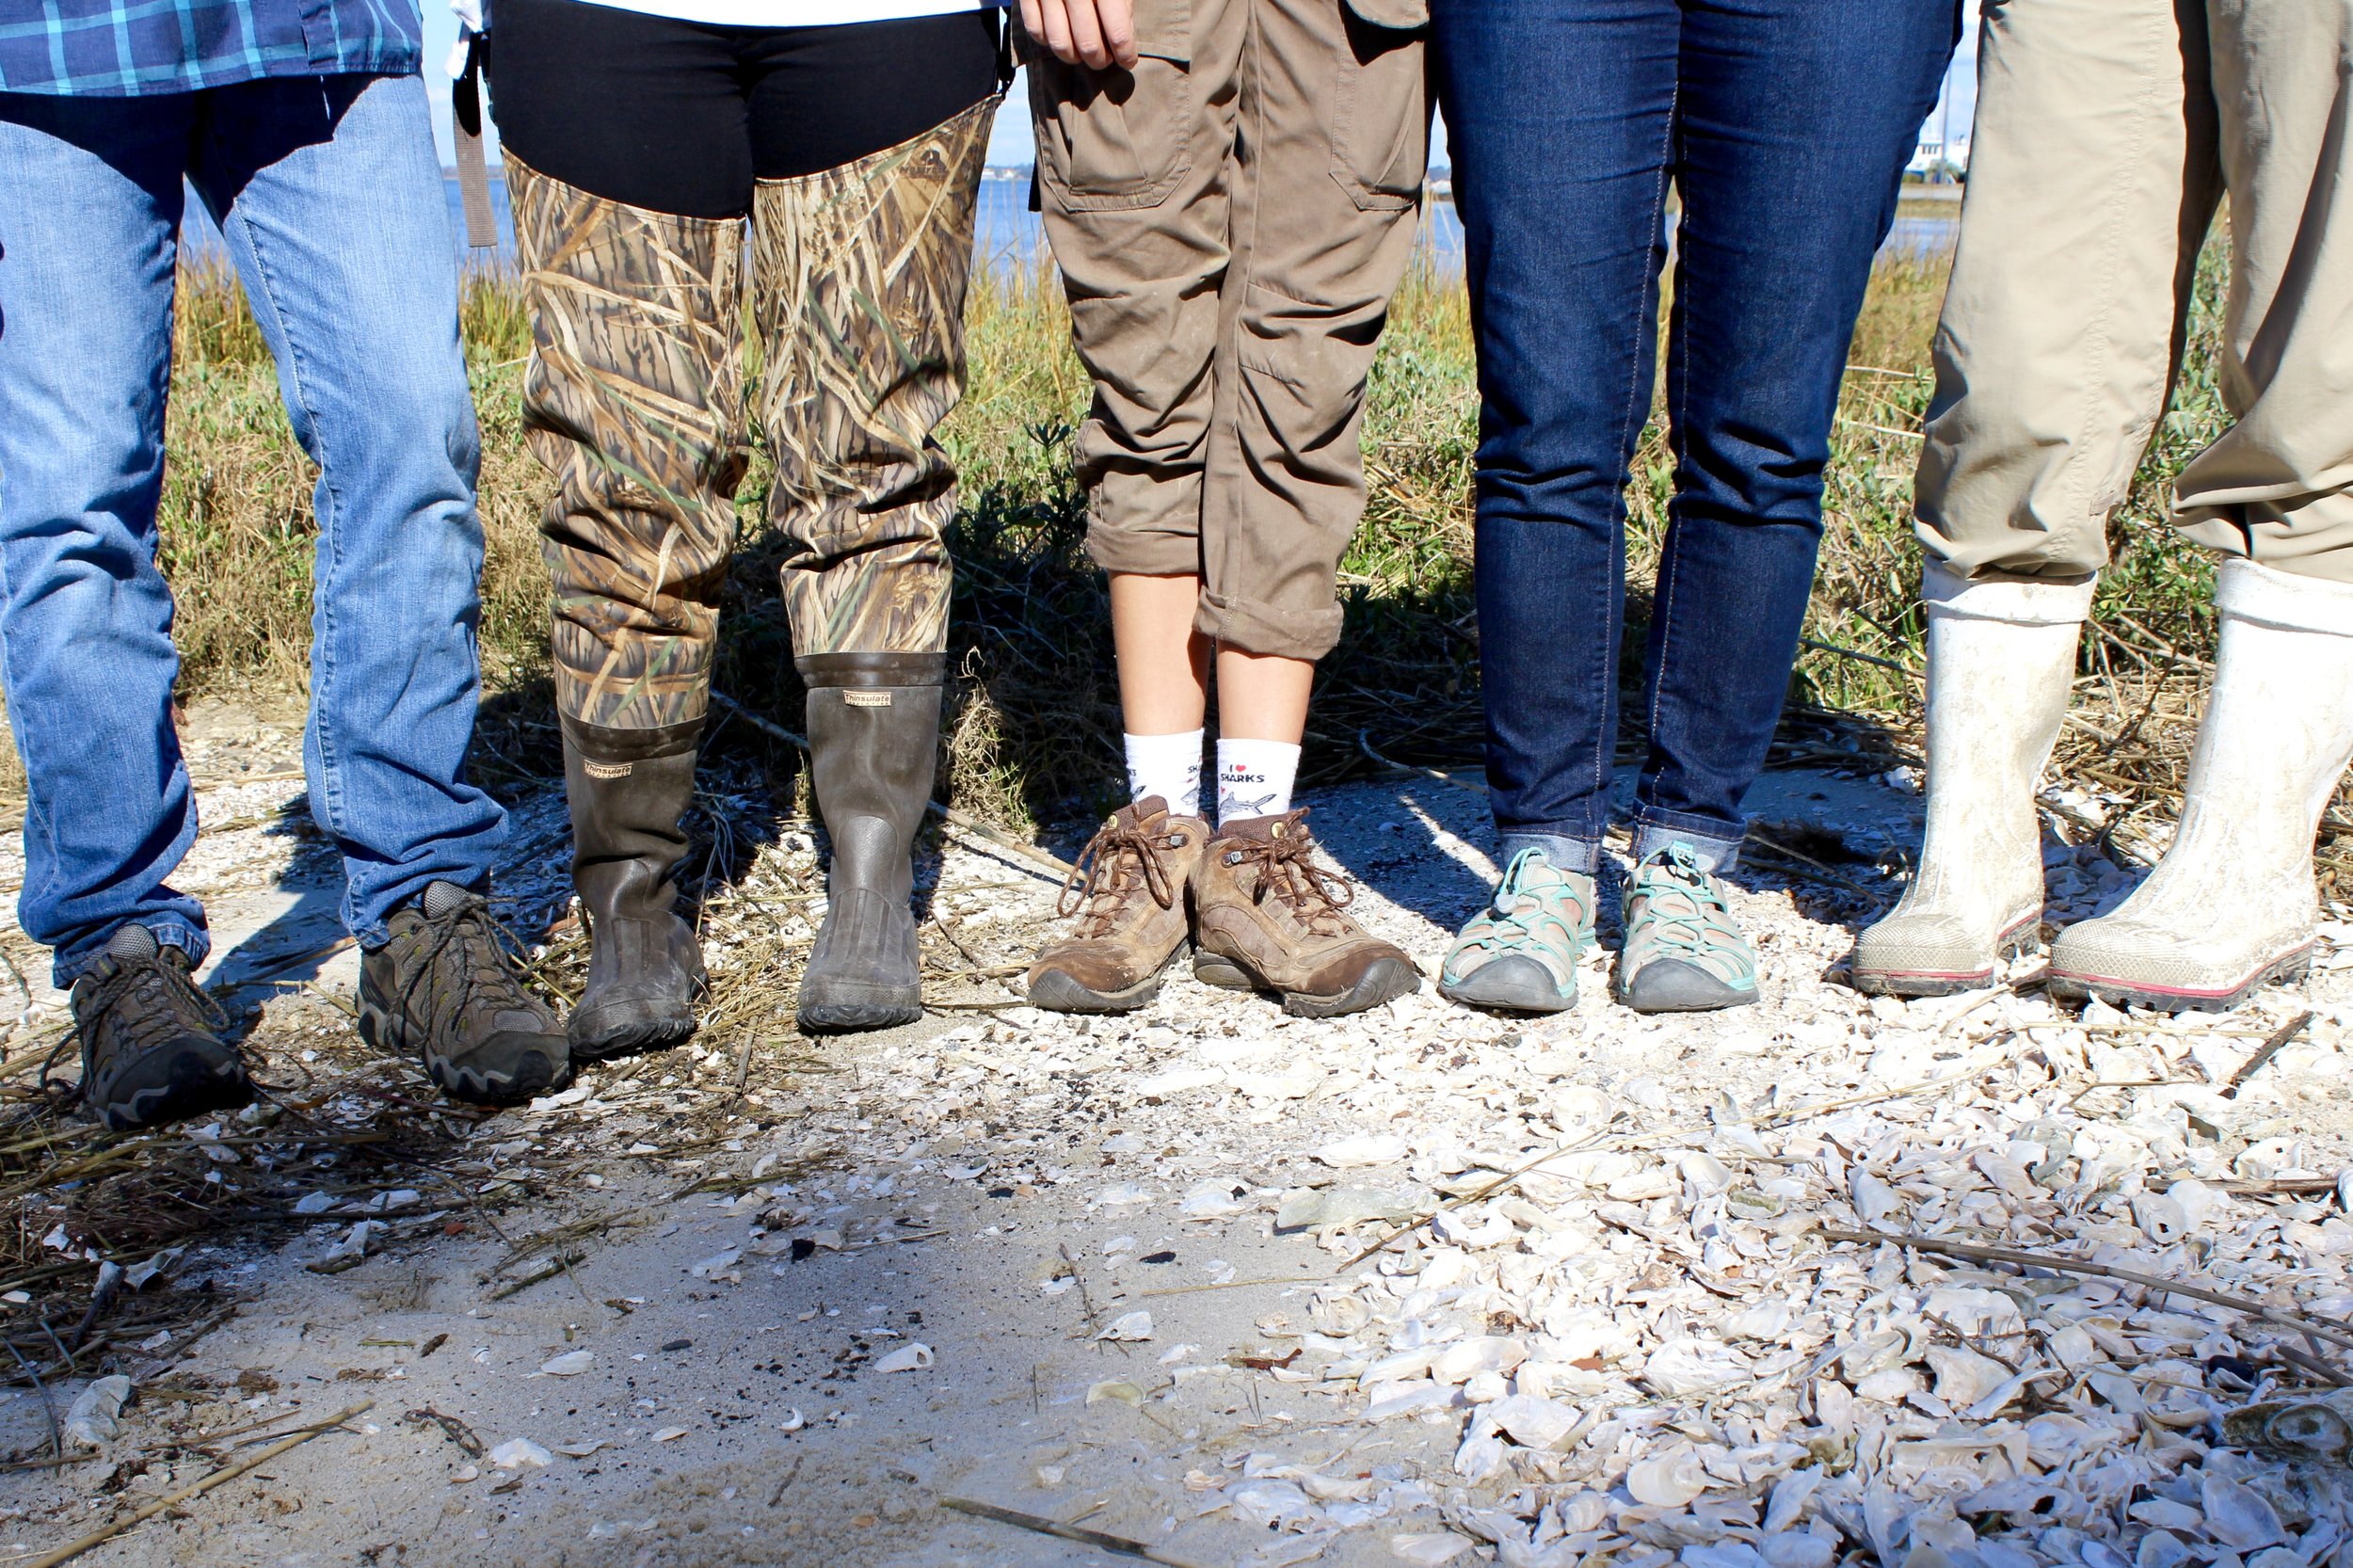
[1434,0,1957,873]
[0,73,505,984]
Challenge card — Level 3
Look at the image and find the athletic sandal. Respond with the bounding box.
[1028,797,1211,1013]
[1439,848,1594,1014]
[1614,844,1759,1014]
[1192,811,1421,1018]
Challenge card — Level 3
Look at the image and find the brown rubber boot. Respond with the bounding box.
[1192,810,1422,1017]
[796,653,943,1034]
[1027,797,1211,1014]
[563,715,707,1061]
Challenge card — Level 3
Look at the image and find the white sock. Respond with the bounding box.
[1123,729,1204,817]
[1216,739,1301,825]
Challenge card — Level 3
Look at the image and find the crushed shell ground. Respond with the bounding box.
[4,699,2353,1568]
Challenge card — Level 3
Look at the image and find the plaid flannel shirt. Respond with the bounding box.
[0,0,421,96]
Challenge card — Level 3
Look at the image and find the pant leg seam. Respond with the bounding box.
[1609,66,1680,833]
[2064,2,2168,527]
[220,199,352,840]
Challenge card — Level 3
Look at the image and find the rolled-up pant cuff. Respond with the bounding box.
[1085,520,1202,579]
[1497,831,1602,876]
[1197,589,1342,663]
[56,917,213,990]
[1628,810,1746,874]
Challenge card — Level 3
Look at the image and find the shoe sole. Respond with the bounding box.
[1193,952,1422,1018]
[2047,944,2313,1014]
[1438,954,1576,1016]
[98,1064,253,1133]
[1613,956,1759,1015]
[1850,916,2042,999]
[357,986,562,1106]
[796,1001,923,1033]
[1028,943,1190,1016]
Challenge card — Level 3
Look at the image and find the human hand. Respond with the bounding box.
[1020,0,1141,70]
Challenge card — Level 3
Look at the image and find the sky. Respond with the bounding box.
[422,7,1978,173]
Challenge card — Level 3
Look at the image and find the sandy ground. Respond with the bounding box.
[2,698,2350,1568]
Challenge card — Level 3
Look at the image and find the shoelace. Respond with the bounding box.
[398,897,539,1033]
[1057,817,1184,936]
[1463,849,1583,953]
[50,952,231,1104]
[1226,824,1356,937]
[1630,846,1735,959]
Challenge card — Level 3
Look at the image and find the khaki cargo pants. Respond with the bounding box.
[1026,0,1431,661]
[1915,0,2353,585]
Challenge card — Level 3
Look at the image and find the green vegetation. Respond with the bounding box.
[47,232,2237,831]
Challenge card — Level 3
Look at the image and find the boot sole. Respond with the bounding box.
[358,985,564,1106]
[1194,952,1422,1018]
[1028,944,1188,1016]
[570,1011,699,1063]
[1850,916,2042,999]
[2047,944,2313,1014]
[796,1000,923,1034]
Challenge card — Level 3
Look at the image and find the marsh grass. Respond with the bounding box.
[6,229,2249,854]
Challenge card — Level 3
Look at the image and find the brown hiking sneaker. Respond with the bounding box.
[68,924,250,1131]
[1192,810,1421,1017]
[1027,797,1210,1014]
[359,882,570,1106]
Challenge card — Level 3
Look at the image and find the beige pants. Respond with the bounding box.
[1026,0,1430,660]
[1916,0,2353,584]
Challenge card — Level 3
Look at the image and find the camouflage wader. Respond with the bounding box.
[510,95,998,736]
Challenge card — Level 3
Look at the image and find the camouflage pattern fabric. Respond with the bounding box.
[509,154,747,731]
[753,96,997,659]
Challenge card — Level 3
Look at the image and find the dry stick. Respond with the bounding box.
[24,1400,373,1568]
[2271,1340,2353,1389]
[939,1496,1211,1568]
[2223,1010,2315,1100]
[708,693,1074,879]
[4,1339,59,1461]
[1820,1227,2353,1355]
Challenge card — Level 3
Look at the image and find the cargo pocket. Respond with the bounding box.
[1329,0,1430,213]
[1025,0,1195,212]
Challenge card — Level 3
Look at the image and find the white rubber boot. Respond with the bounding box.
[2050,559,2353,1012]
[1851,564,2094,996]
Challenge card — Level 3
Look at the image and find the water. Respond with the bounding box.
[180,171,1956,276]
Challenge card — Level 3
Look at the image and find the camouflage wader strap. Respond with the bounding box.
[452,34,499,250]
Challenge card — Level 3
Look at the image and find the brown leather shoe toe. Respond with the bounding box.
[1027,797,1211,1014]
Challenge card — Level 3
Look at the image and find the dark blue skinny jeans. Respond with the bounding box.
[1435,0,1959,873]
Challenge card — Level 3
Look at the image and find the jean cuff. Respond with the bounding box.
[55,918,212,990]
[1628,812,1745,874]
[1497,831,1601,876]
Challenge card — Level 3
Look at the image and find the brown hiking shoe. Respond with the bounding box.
[1028,797,1210,1014]
[69,924,250,1132]
[1192,810,1421,1017]
[359,882,570,1106]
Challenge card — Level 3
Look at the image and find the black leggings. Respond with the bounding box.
[485,0,1003,218]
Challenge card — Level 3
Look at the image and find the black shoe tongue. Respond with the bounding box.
[422,881,475,919]
[104,923,161,961]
